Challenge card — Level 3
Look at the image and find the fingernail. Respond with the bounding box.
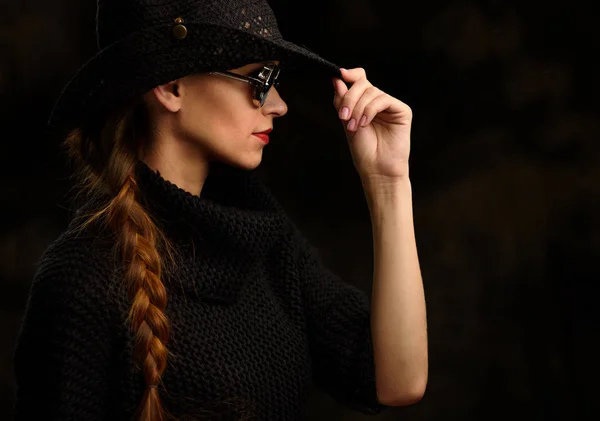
[340,106,350,119]
[359,115,367,127]
[347,118,357,131]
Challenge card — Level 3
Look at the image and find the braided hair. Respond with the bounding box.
[63,100,176,421]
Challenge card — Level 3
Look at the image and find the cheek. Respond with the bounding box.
[211,110,259,149]
[200,86,258,137]
[179,89,258,148]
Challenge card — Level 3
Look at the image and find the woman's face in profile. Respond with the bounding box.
[146,60,288,171]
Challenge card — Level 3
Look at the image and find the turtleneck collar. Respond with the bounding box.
[132,159,289,303]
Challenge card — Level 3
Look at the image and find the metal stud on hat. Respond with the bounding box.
[172,17,187,39]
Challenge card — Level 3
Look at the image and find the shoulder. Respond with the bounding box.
[15,224,124,372]
[40,219,115,275]
[30,220,121,313]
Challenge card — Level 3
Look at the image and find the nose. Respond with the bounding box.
[261,87,288,117]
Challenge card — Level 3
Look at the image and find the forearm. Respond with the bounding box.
[363,176,428,406]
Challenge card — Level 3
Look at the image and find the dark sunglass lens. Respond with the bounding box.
[252,86,266,106]
[259,86,271,103]
[253,64,281,106]
[272,66,281,81]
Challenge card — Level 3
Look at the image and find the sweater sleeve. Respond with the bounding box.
[294,227,388,415]
[13,242,114,421]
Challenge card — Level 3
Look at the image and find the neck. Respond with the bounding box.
[140,135,211,197]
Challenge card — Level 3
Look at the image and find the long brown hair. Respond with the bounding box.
[63,99,177,421]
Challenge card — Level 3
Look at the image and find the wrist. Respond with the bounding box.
[361,174,411,197]
[361,175,412,212]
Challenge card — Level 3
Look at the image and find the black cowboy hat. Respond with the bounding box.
[48,0,342,134]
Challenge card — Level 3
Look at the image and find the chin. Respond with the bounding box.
[219,153,264,171]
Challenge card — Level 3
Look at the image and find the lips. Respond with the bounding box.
[254,128,273,135]
[253,128,272,144]
[253,133,270,144]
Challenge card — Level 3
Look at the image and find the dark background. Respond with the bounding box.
[1,0,599,419]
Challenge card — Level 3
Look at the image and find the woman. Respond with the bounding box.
[13,0,428,420]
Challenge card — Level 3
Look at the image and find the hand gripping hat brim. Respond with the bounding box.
[48,0,342,134]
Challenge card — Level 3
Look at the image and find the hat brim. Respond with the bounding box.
[48,23,342,135]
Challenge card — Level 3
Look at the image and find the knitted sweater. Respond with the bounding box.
[13,160,387,421]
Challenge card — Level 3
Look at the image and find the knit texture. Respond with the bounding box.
[13,160,387,420]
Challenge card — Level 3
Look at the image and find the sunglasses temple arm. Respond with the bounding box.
[212,71,263,87]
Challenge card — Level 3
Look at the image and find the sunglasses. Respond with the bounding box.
[209,62,282,107]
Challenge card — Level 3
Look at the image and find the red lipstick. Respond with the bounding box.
[253,128,272,144]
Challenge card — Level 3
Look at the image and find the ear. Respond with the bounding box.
[150,80,183,113]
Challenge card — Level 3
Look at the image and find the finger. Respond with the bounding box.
[340,67,367,84]
[337,77,372,121]
[345,87,384,131]
[334,67,368,108]
[360,93,401,127]
[332,78,348,108]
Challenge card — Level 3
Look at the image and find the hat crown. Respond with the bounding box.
[96,0,282,49]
